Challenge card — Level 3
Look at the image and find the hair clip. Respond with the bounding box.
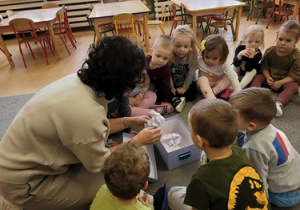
[201,40,206,51]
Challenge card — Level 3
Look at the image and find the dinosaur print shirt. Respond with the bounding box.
[184,144,270,210]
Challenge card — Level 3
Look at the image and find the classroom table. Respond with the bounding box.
[171,0,246,40]
[88,0,151,52]
[0,7,62,67]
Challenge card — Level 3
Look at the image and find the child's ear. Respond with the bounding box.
[149,48,153,56]
[141,180,148,190]
[248,122,257,132]
[195,134,205,149]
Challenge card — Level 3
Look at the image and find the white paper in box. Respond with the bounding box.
[155,115,200,170]
[122,132,158,182]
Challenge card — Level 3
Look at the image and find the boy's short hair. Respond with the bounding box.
[103,140,150,200]
[152,35,173,52]
[229,87,276,125]
[189,99,238,148]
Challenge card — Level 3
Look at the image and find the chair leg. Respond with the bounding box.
[18,44,27,68]
[247,8,254,20]
[169,20,178,35]
[231,24,235,41]
[38,40,49,65]
[266,13,275,28]
[256,8,265,24]
[201,25,209,40]
[27,43,35,59]
[159,24,165,35]
[58,35,71,55]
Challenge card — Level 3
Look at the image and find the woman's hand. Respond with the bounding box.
[133,127,163,145]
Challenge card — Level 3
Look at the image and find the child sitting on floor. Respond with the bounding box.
[168,99,269,210]
[229,87,300,208]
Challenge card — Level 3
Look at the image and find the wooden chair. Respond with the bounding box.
[48,7,72,55]
[112,13,140,47]
[169,3,183,35]
[63,6,77,48]
[88,4,115,43]
[42,2,59,9]
[202,7,237,41]
[147,3,167,35]
[86,13,115,43]
[180,3,208,34]
[247,0,272,24]
[9,18,54,67]
[266,0,294,28]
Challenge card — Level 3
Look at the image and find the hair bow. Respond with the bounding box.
[201,40,206,51]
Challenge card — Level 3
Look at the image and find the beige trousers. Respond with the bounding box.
[0,165,104,210]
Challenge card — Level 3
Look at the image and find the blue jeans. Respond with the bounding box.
[269,189,300,208]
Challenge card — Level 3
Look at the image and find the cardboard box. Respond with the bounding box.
[122,133,158,182]
[155,115,200,170]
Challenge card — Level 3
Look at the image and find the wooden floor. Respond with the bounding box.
[0,12,297,98]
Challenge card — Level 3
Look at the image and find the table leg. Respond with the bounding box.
[47,22,61,58]
[0,34,14,67]
[143,14,150,53]
[235,6,242,41]
[292,4,299,20]
[192,14,197,37]
[93,19,101,43]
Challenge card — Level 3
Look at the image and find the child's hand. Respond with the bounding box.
[138,192,150,205]
[134,94,143,106]
[176,87,187,94]
[238,49,249,59]
[266,76,274,86]
[129,97,135,106]
[171,88,176,95]
[247,48,257,58]
[270,81,282,91]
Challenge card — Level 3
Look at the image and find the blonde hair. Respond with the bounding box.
[201,34,229,64]
[240,25,265,49]
[171,25,199,66]
[152,34,173,51]
[277,20,300,43]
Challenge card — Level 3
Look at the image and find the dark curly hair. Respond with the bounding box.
[77,36,146,100]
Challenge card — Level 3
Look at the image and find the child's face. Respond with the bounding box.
[276,30,297,56]
[173,35,192,58]
[150,46,172,69]
[203,49,221,67]
[188,113,203,150]
[244,33,263,51]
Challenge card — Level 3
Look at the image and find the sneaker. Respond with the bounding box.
[276,102,283,117]
[172,97,186,113]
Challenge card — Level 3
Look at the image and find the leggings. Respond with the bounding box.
[131,90,157,116]
[251,74,298,106]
